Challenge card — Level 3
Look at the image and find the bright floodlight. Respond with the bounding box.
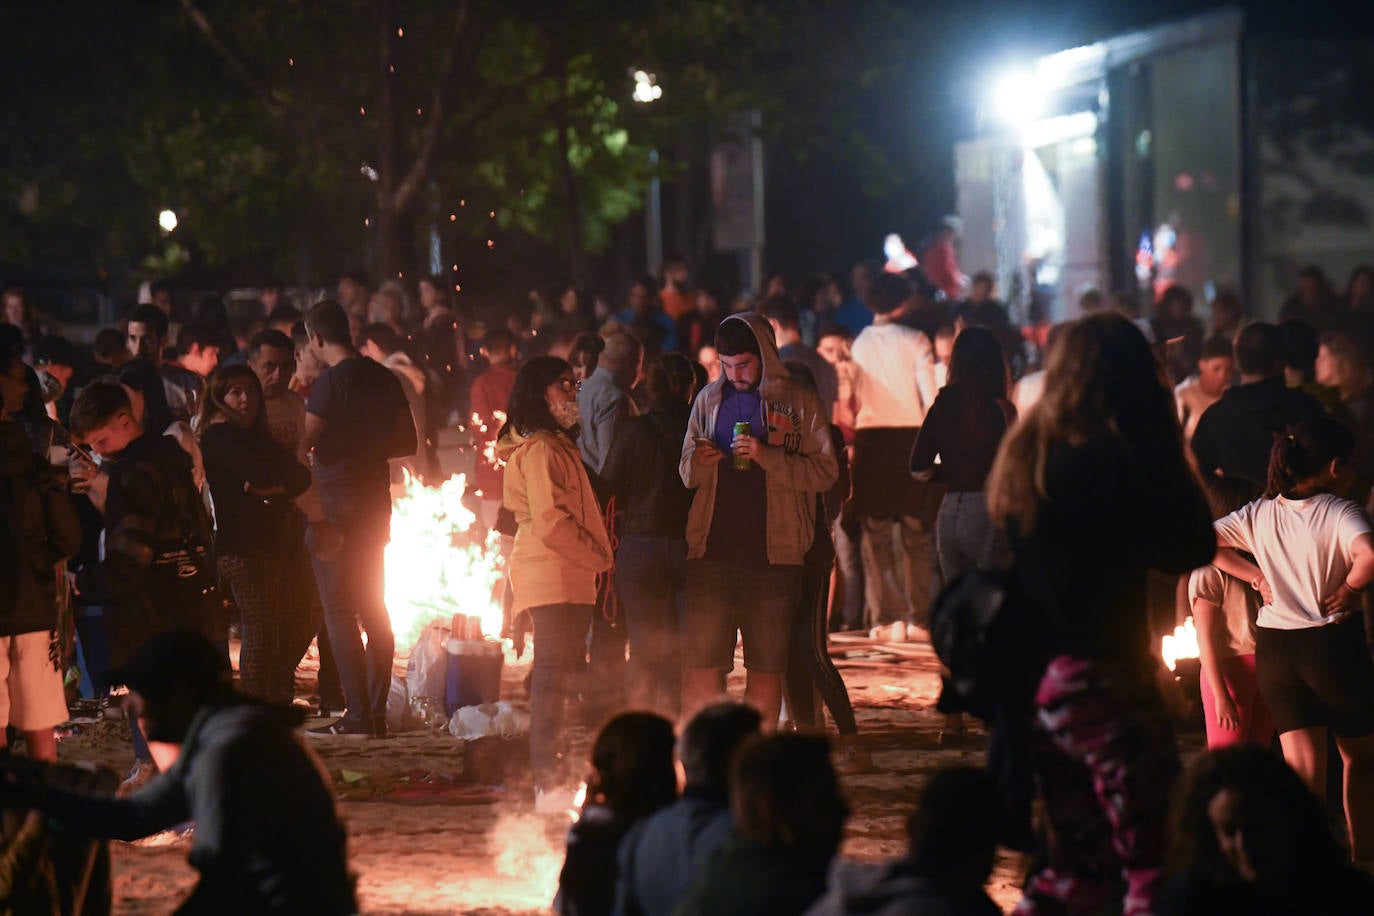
[991,70,1045,125]
[158,209,178,232]
[632,69,663,104]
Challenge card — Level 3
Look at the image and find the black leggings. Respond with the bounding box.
[786,537,857,735]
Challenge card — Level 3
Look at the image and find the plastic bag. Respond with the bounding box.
[407,622,449,701]
[386,675,410,733]
[447,701,528,740]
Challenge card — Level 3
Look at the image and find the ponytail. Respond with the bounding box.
[1264,416,1356,498]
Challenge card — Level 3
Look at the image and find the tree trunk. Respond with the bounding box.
[375,0,404,282]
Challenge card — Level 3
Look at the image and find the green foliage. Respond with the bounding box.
[0,0,918,278]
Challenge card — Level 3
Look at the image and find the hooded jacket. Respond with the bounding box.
[804,860,1000,916]
[0,421,81,638]
[499,426,614,613]
[679,314,838,566]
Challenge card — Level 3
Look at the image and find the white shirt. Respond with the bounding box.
[850,323,937,429]
[1175,376,1222,447]
[1214,494,1372,629]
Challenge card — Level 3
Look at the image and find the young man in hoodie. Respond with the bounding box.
[679,314,838,725]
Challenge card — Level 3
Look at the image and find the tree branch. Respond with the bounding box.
[175,0,286,116]
[390,0,481,212]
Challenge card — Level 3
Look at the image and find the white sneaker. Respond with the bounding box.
[889,621,908,643]
[534,786,576,817]
[117,761,158,798]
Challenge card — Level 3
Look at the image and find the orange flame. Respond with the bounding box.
[384,472,506,647]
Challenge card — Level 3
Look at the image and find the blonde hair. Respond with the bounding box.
[987,312,1183,533]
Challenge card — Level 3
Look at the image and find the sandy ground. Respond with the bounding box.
[56,631,1064,915]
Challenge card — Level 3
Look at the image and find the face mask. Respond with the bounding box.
[549,399,580,430]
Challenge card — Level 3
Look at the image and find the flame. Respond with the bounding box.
[1161,616,1199,672]
[384,472,506,647]
[569,782,587,820]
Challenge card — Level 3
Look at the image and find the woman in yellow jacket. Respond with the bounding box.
[497,356,614,809]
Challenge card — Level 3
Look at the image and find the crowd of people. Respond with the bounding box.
[3,249,1374,913]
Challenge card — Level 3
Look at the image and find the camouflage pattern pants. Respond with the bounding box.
[1016,655,1180,916]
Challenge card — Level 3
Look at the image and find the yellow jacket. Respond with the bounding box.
[499,427,613,613]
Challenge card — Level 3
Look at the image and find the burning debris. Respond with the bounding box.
[385,472,506,647]
[1161,616,1200,672]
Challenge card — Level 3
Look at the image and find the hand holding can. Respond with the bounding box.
[732,421,753,470]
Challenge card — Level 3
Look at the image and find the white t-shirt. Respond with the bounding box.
[1013,370,1046,417]
[1188,565,1257,655]
[1213,494,1372,629]
[850,323,937,429]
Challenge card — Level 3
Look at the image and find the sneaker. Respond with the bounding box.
[370,721,391,740]
[117,761,158,798]
[534,786,576,817]
[307,719,373,739]
[889,621,909,643]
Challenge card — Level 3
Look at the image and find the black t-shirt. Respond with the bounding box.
[306,356,412,514]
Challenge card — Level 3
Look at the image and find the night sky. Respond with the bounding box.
[765,0,1373,284]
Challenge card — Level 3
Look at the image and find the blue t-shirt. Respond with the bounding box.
[705,385,769,568]
[825,297,874,336]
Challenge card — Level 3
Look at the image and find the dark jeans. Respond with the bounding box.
[787,530,857,735]
[312,511,394,732]
[75,606,111,698]
[615,535,687,717]
[530,603,595,787]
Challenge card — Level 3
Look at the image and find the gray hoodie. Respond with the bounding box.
[679,313,838,566]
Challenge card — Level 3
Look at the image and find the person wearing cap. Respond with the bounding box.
[16,629,356,915]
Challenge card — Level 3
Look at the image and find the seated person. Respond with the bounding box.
[615,702,762,916]
[10,630,357,916]
[806,766,1001,916]
[675,734,848,916]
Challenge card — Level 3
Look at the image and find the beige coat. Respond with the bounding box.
[500,427,613,613]
[679,313,839,566]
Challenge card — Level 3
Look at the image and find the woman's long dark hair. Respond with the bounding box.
[586,711,677,822]
[503,356,574,439]
[1168,745,1343,891]
[196,364,269,437]
[988,312,1181,532]
[946,326,1008,403]
[1265,415,1355,499]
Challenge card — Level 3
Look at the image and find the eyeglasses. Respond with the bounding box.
[557,377,581,393]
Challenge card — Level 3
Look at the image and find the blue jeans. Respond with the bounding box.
[615,536,686,716]
[74,606,111,699]
[530,603,595,787]
[312,511,394,732]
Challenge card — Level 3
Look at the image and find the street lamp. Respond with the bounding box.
[158,209,178,233]
[632,69,663,274]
